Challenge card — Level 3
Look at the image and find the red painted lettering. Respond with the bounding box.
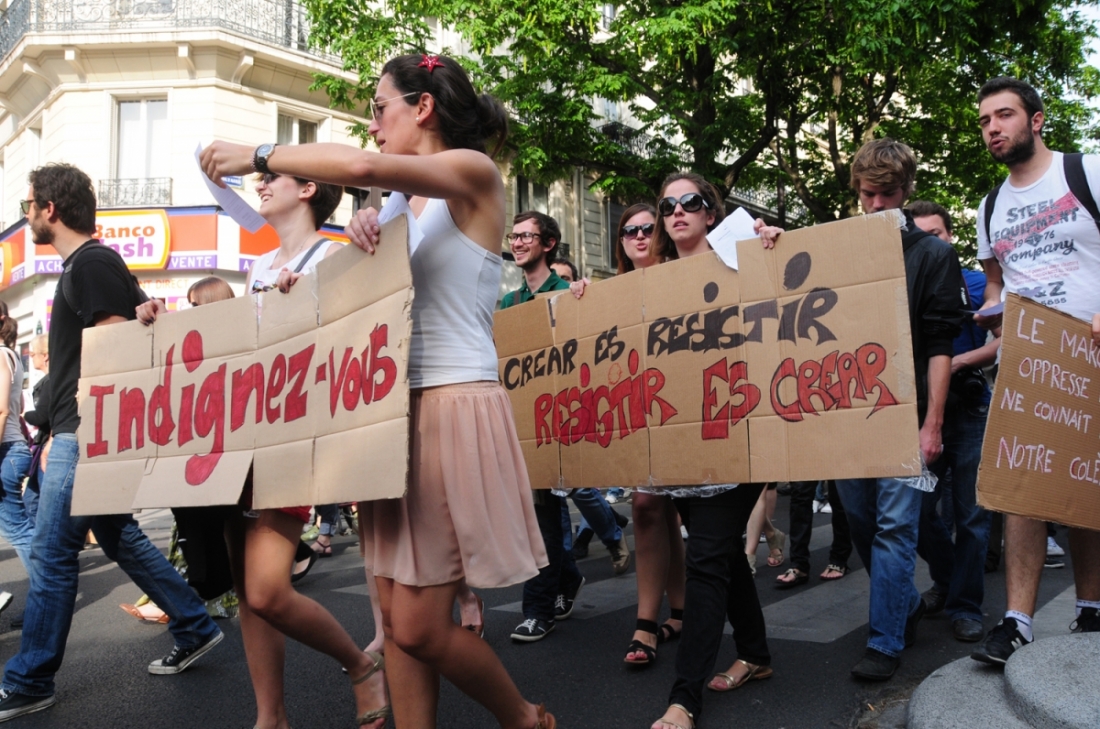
[87,385,115,457]
[148,345,176,445]
[285,345,314,422]
[117,387,146,452]
[266,354,286,423]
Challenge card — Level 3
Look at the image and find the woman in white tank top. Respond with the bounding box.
[201,53,554,729]
[0,302,35,582]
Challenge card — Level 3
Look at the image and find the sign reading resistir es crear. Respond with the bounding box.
[494,212,922,489]
[71,217,414,516]
[977,294,1100,530]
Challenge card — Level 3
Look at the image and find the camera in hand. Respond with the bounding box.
[951,367,987,402]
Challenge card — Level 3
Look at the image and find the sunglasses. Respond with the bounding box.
[369,91,420,121]
[658,193,709,217]
[19,199,35,216]
[621,223,655,238]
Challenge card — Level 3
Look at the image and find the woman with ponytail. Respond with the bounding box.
[200,53,553,729]
[0,302,35,580]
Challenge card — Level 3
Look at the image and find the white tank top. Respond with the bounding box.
[408,198,502,388]
[1,348,24,444]
[249,238,340,293]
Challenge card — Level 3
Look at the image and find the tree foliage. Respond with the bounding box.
[305,0,1100,257]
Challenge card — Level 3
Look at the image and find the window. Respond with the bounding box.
[600,4,616,30]
[278,114,318,146]
[517,176,548,214]
[116,99,169,178]
[607,200,626,269]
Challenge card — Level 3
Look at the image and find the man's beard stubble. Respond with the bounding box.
[989,128,1036,166]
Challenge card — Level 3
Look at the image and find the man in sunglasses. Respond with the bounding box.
[0,165,224,723]
[500,211,630,643]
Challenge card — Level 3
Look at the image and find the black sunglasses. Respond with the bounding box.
[658,193,709,217]
[621,223,655,238]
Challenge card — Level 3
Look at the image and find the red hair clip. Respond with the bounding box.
[418,54,444,72]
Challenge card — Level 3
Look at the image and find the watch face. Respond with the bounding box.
[257,144,275,157]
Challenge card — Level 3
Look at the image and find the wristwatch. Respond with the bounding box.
[252,143,277,174]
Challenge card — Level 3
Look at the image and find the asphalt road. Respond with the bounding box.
[0,496,1078,729]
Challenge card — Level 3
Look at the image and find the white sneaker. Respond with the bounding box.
[681,525,689,540]
[0,592,11,615]
[813,500,826,513]
[821,503,833,514]
[1047,536,1065,557]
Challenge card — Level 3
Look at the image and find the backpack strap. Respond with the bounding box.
[1062,152,1100,236]
[292,238,329,274]
[981,182,1004,252]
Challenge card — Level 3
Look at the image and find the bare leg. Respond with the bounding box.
[1069,527,1100,601]
[744,489,771,556]
[363,565,385,654]
[1005,515,1047,616]
[231,511,387,729]
[456,579,483,632]
[378,576,542,729]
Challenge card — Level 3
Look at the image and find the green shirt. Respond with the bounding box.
[499,270,570,309]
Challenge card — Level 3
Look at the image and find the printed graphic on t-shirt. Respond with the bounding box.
[989,191,1081,309]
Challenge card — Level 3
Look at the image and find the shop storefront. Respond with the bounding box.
[0,206,348,389]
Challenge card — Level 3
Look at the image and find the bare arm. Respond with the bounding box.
[921,354,951,464]
[975,257,1004,330]
[200,142,504,252]
[0,355,11,439]
[951,335,1001,373]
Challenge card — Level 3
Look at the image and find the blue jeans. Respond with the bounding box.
[835,476,922,657]
[22,466,41,526]
[2,434,221,697]
[0,440,35,577]
[562,489,621,552]
[918,401,991,622]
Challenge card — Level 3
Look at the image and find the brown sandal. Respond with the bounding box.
[708,659,774,691]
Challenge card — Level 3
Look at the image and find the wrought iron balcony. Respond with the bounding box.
[97,178,172,208]
[0,0,337,65]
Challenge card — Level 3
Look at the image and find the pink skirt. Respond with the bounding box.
[358,382,548,589]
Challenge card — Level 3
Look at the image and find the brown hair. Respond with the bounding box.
[908,200,954,235]
[0,301,15,349]
[255,174,343,229]
[652,172,726,262]
[849,138,917,197]
[381,54,509,158]
[29,163,97,235]
[187,277,236,306]
[616,203,657,274]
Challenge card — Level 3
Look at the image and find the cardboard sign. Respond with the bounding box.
[71,216,414,515]
[495,212,922,488]
[977,294,1100,530]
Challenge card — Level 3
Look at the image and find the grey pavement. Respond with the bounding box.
[0,496,1080,728]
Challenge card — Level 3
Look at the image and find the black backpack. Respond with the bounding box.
[60,242,149,320]
[982,152,1100,241]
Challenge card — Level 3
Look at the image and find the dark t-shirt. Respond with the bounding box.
[49,242,142,434]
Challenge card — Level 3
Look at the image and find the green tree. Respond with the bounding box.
[305,0,1099,257]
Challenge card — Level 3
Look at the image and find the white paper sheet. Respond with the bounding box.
[194,144,267,233]
[376,192,425,255]
[706,206,757,270]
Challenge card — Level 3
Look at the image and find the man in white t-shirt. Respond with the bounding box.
[970,76,1100,667]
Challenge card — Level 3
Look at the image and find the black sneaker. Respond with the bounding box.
[510,618,555,643]
[0,689,55,721]
[971,618,1030,666]
[8,611,23,630]
[850,647,899,681]
[1044,554,1065,569]
[148,630,224,675]
[572,528,594,559]
[1070,607,1100,633]
[609,535,631,575]
[613,510,629,529]
[554,576,585,620]
[921,586,946,615]
[905,597,926,648]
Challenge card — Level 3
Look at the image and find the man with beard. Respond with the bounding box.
[970,77,1100,667]
[0,165,223,722]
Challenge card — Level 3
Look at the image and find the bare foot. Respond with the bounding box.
[651,704,693,729]
[349,651,389,729]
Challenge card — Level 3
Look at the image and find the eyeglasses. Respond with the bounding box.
[369,91,420,121]
[19,199,35,216]
[658,193,709,217]
[260,173,280,185]
[621,223,655,238]
[506,231,543,244]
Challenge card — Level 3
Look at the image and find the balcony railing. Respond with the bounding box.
[97,177,172,208]
[0,0,337,65]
